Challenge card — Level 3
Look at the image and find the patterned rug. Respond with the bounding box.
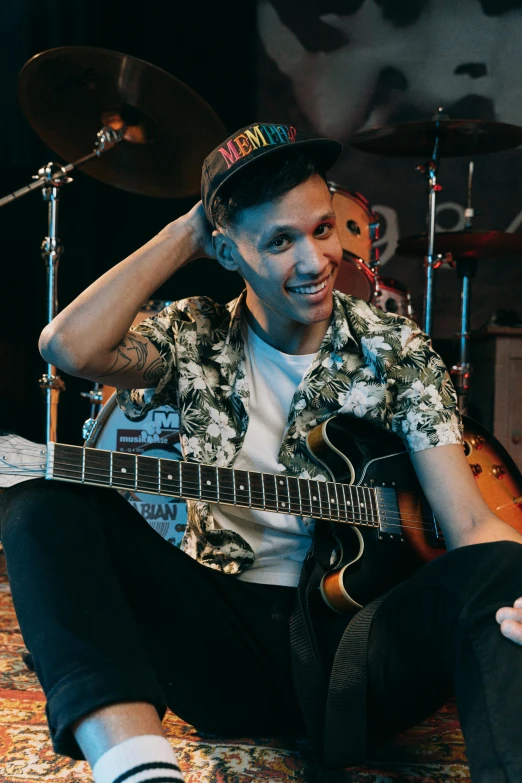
[0,549,470,782]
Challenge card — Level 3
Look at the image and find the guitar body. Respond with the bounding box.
[306,414,522,613]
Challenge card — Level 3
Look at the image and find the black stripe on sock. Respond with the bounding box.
[113,761,181,783]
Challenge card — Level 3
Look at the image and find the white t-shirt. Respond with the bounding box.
[212,322,315,587]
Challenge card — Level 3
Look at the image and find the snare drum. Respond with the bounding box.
[100,300,172,405]
[329,183,379,302]
[85,393,187,547]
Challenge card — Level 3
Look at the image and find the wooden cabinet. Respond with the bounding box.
[470,327,522,472]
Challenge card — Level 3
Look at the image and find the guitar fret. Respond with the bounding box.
[318,480,330,519]
[247,471,252,507]
[333,481,342,521]
[85,448,111,486]
[234,470,250,507]
[217,467,234,505]
[263,474,277,511]
[180,462,199,501]
[249,472,263,509]
[200,465,218,502]
[326,481,339,520]
[357,486,369,526]
[160,459,181,498]
[287,476,301,515]
[81,448,85,483]
[341,483,349,521]
[366,486,378,527]
[276,475,289,512]
[112,451,139,490]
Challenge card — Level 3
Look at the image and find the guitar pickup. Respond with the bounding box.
[374,486,403,538]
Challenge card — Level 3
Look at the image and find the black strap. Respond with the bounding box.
[289,524,332,752]
[322,592,387,769]
[290,522,388,772]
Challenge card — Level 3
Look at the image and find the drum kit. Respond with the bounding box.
[3,46,522,544]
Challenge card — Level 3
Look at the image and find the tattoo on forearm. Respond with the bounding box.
[99,334,158,379]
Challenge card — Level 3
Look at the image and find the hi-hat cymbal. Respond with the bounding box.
[397,230,522,259]
[350,119,522,158]
[18,47,227,198]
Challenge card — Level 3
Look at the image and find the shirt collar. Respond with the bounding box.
[224,288,358,355]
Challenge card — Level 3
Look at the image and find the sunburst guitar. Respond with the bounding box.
[0,415,521,614]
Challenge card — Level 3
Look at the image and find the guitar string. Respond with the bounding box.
[1,450,441,529]
[45,455,438,534]
[47,454,433,526]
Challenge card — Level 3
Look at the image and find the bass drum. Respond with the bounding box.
[85,393,187,547]
[329,183,379,303]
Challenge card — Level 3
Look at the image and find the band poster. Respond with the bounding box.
[257,0,522,339]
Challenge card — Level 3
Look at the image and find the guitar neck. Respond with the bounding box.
[47,443,386,527]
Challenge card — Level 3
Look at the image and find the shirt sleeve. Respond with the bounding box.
[116,305,180,422]
[387,321,463,453]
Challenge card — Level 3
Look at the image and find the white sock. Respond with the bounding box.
[92,734,184,783]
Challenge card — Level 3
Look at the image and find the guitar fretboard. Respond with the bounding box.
[47,443,381,526]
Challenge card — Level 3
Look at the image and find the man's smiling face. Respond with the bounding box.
[219,174,343,351]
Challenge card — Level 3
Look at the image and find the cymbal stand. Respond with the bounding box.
[0,127,123,441]
[451,161,476,414]
[415,108,445,335]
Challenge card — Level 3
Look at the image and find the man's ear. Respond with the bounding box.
[213,230,242,272]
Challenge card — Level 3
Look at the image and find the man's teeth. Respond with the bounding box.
[288,280,328,295]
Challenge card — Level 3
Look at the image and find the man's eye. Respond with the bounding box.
[270,236,290,249]
[316,223,333,236]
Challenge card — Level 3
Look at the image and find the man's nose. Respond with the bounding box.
[296,239,328,276]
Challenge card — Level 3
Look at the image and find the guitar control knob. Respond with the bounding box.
[469,435,485,450]
[470,463,482,478]
[491,464,506,479]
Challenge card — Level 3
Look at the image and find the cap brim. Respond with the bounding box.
[210,137,343,219]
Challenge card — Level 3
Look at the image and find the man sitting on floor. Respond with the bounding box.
[1,123,522,783]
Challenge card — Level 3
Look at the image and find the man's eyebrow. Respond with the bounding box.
[259,211,337,242]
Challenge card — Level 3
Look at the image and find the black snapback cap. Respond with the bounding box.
[201,122,342,224]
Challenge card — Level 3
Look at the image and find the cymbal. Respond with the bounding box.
[349,119,522,158]
[397,230,522,259]
[18,47,227,198]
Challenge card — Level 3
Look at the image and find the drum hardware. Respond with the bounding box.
[0,127,123,442]
[349,109,522,336]
[4,46,226,441]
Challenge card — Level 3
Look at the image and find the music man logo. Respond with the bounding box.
[219,124,297,169]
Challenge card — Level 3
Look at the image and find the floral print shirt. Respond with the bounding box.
[117,290,462,575]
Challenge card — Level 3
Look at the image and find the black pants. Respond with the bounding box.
[1,479,522,783]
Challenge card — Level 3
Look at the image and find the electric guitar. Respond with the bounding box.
[1,415,521,613]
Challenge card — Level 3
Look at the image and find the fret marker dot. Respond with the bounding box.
[206,480,211,485]
[347,501,351,505]
[361,503,365,507]
[282,502,286,507]
[120,468,127,473]
[240,485,244,490]
[313,496,317,501]
[330,497,335,503]
[167,474,173,480]
[279,480,284,485]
